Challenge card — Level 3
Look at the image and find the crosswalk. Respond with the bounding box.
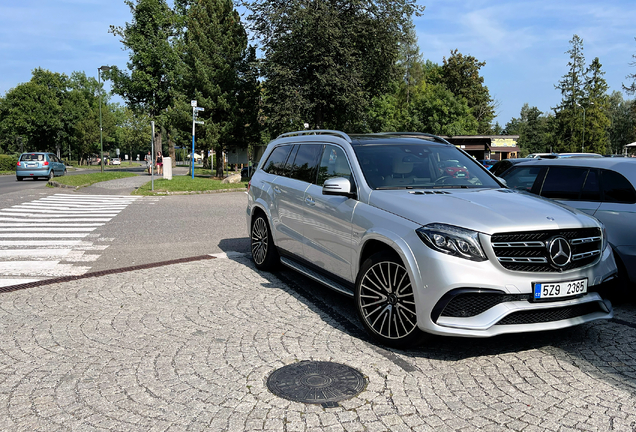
[0,194,139,287]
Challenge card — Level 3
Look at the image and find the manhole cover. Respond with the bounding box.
[266,361,367,404]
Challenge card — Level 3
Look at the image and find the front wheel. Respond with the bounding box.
[355,251,424,348]
[251,214,279,271]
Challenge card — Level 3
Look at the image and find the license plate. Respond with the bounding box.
[533,278,587,300]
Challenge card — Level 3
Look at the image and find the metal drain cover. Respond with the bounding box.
[267,361,367,404]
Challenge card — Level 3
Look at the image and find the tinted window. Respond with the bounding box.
[353,143,499,189]
[263,145,293,176]
[491,160,511,177]
[289,144,323,183]
[580,169,601,201]
[317,145,352,186]
[20,154,44,162]
[501,166,542,192]
[540,167,588,200]
[602,169,636,204]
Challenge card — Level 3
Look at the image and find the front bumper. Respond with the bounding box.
[405,231,617,338]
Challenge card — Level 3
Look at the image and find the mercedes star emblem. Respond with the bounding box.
[548,237,572,267]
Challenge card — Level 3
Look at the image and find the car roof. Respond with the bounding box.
[509,157,636,182]
[273,130,452,148]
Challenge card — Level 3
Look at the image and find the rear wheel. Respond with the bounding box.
[16,176,23,181]
[48,171,54,181]
[355,251,424,348]
[251,213,279,271]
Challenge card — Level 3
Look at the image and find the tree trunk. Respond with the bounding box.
[215,147,223,178]
[168,131,176,167]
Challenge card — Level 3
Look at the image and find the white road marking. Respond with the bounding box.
[0,194,138,285]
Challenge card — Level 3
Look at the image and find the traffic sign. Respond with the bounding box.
[195,120,204,125]
[191,100,197,107]
[195,107,205,111]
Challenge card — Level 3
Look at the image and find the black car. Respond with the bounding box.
[490,158,535,177]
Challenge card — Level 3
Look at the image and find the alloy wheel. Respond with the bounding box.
[251,217,269,266]
[358,260,418,340]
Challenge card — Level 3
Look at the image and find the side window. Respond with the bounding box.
[289,144,323,183]
[501,166,542,192]
[540,167,589,200]
[316,145,352,186]
[601,169,636,204]
[263,145,293,177]
[580,169,601,201]
[491,161,511,177]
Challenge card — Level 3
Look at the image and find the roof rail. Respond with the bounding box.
[276,130,352,143]
[375,132,452,145]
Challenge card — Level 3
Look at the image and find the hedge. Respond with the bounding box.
[0,154,18,171]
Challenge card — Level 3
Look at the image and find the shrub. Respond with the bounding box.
[0,154,18,171]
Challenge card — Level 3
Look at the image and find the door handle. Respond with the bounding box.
[305,196,315,206]
[273,186,282,194]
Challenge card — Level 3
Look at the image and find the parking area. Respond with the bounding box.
[1,253,636,431]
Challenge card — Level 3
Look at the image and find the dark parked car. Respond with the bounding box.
[490,158,535,177]
[16,152,67,181]
[478,159,498,170]
[500,158,636,289]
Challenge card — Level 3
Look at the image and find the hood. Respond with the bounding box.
[368,188,599,235]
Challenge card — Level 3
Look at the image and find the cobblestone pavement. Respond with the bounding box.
[1,253,636,431]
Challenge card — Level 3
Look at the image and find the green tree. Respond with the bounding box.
[109,0,181,154]
[553,35,586,152]
[607,91,635,154]
[623,37,636,95]
[440,49,495,134]
[179,0,259,175]
[582,57,610,154]
[243,0,424,134]
[505,104,550,155]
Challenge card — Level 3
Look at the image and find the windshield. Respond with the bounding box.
[353,143,500,189]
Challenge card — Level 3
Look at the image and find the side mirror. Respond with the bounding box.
[497,177,508,187]
[323,177,355,198]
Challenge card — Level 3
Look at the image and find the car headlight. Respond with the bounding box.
[416,223,487,262]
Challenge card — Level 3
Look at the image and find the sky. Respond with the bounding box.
[1,0,636,127]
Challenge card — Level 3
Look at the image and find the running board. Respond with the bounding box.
[280,257,354,298]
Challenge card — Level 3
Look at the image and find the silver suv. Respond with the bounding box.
[246,131,617,347]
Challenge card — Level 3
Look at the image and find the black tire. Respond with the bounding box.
[251,213,279,271]
[48,171,54,181]
[355,251,424,348]
[16,176,23,181]
[604,250,636,303]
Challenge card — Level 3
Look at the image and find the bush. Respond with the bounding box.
[0,154,18,171]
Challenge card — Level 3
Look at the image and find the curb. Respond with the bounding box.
[134,187,247,196]
[48,180,81,189]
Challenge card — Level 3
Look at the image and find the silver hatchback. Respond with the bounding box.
[246,131,617,347]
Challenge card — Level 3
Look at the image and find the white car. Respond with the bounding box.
[112,158,121,165]
[247,131,617,347]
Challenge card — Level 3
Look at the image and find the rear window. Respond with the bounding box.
[20,154,45,162]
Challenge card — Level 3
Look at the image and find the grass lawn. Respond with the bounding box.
[132,175,247,195]
[50,172,138,187]
[0,171,14,176]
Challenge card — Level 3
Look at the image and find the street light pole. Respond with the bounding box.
[576,101,594,153]
[98,66,111,173]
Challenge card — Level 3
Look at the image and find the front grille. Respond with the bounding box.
[496,302,603,325]
[441,293,530,317]
[491,228,602,272]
